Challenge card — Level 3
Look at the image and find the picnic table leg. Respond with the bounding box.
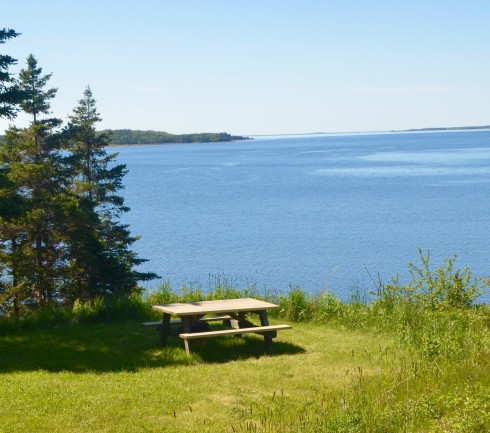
[159,313,171,346]
[181,316,194,355]
[257,310,274,352]
[230,312,247,338]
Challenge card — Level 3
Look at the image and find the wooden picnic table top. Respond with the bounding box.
[152,297,279,316]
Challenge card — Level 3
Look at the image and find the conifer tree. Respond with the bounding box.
[18,54,57,125]
[0,128,29,317]
[0,55,65,310]
[0,28,25,316]
[63,87,156,302]
[1,51,156,316]
[0,28,23,119]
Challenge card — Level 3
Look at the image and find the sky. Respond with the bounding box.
[2,0,490,135]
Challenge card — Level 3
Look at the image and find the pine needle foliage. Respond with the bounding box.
[0,28,24,119]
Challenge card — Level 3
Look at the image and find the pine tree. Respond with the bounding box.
[0,55,65,311]
[0,29,25,317]
[18,54,57,125]
[0,128,29,317]
[1,54,156,317]
[0,28,23,119]
[0,127,52,316]
[63,87,156,302]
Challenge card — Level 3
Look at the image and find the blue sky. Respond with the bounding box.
[2,0,490,135]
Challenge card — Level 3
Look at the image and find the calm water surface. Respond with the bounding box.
[115,131,490,302]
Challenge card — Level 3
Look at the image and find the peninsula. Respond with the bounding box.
[103,129,251,145]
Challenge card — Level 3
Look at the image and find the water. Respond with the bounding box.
[114,130,490,302]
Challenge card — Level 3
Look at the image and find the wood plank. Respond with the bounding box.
[257,310,273,350]
[152,298,279,316]
[159,313,171,346]
[142,315,232,327]
[181,316,193,354]
[179,324,292,340]
[142,320,180,326]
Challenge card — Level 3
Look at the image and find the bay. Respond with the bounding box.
[114,130,490,302]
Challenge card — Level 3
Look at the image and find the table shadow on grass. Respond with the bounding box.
[188,335,305,363]
[0,322,304,373]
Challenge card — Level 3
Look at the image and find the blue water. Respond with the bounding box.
[114,130,490,302]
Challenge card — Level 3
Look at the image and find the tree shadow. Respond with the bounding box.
[0,321,304,373]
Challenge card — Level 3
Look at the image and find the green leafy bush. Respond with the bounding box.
[407,248,482,309]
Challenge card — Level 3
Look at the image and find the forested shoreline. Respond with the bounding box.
[1,128,251,146]
[104,129,251,145]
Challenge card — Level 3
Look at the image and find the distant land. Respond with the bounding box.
[253,125,490,137]
[0,130,251,145]
[392,125,490,133]
[104,129,251,145]
[1,125,489,145]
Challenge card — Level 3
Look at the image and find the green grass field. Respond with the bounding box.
[0,320,386,432]
[1,315,488,432]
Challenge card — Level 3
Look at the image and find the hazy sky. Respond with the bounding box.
[2,1,490,135]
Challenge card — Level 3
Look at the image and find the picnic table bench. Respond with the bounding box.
[150,298,291,355]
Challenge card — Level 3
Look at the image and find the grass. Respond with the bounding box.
[1,316,488,432]
[0,320,394,432]
[1,250,489,432]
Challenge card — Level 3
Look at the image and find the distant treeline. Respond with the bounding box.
[396,125,490,132]
[104,129,251,145]
[0,130,251,145]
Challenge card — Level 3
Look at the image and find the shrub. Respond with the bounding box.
[72,297,105,320]
[407,248,483,309]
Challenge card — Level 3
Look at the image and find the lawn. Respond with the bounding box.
[1,320,396,432]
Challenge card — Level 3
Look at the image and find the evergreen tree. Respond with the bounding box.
[0,28,24,316]
[0,127,45,316]
[1,53,156,317]
[0,127,29,317]
[63,87,156,302]
[18,54,57,125]
[0,55,65,312]
[0,28,23,120]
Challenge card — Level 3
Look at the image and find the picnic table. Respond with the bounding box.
[150,298,291,355]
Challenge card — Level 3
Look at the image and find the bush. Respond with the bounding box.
[407,248,483,309]
[365,250,489,360]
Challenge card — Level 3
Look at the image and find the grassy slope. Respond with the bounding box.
[0,320,394,433]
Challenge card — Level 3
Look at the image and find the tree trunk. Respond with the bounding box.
[12,236,20,320]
